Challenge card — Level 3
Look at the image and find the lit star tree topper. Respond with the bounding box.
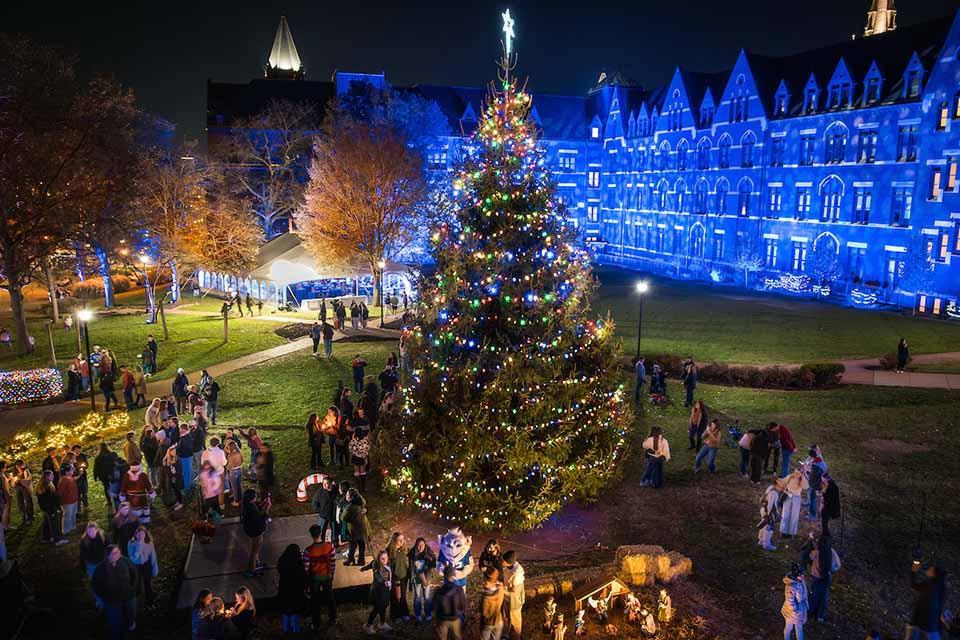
[378,33,633,532]
[502,8,515,58]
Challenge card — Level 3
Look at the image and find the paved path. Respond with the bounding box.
[0,323,400,434]
[839,351,960,389]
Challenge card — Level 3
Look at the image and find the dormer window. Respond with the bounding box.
[700,106,714,128]
[905,69,923,98]
[591,126,600,139]
[803,88,818,114]
[865,76,882,104]
[828,83,852,108]
[774,93,788,116]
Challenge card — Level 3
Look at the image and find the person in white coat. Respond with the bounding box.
[780,468,808,538]
[781,564,809,640]
[759,480,783,551]
[200,437,227,508]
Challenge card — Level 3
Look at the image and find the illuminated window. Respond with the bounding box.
[796,186,812,220]
[934,298,942,315]
[588,171,600,188]
[853,187,872,224]
[715,181,728,215]
[591,126,600,139]
[897,125,919,162]
[765,238,779,268]
[558,156,576,171]
[768,187,782,217]
[799,135,816,166]
[930,168,942,200]
[891,187,912,225]
[858,130,878,163]
[918,295,927,313]
[939,102,950,130]
[712,233,725,260]
[737,180,752,217]
[718,137,731,168]
[791,242,807,273]
[939,232,950,262]
[825,127,847,164]
[741,132,755,168]
[948,157,958,190]
[586,205,599,222]
[820,178,843,222]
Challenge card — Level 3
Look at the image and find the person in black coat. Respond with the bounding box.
[312,477,337,543]
[277,543,307,633]
[748,428,769,483]
[93,444,118,507]
[897,338,910,374]
[820,474,841,534]
[905,562,945,639]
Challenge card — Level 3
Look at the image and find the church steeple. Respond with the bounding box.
[864,0,897,37]
[265,16,304,79]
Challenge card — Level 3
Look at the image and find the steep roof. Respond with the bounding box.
[268,16,302,73]
[747,14,953,115]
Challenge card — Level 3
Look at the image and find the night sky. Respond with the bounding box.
[2,0,955,141]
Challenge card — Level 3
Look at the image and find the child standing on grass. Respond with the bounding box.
[781,564,809,640]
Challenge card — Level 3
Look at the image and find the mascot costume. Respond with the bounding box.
[437,527,474,587]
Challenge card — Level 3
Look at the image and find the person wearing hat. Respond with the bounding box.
[172,368,190,415]
[119,463,155,524]
[781,563,809,640]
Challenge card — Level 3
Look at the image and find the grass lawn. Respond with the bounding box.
[6,340,958,638]
[906,357,960,374]
[0,309,287,380]
[177,294,394,324]
[595,266,960,363]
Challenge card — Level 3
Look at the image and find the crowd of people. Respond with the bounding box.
[62,336,161,410]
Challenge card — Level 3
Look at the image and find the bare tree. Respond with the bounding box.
[295,117,427,305]
[0,35,139,353]
[733,232,765,288]
[216,99,318,235]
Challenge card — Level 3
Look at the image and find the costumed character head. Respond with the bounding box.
[437,526,474,587]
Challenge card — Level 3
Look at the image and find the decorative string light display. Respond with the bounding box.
[0,411,130,462]
[0,368,64,406]
[381,36,633,531]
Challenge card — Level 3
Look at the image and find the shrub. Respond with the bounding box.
[799,363,845,386]
[626,354,844,389]
[879,352,910,370]
[72,275,133,299]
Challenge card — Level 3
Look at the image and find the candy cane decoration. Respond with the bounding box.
[296,472,328,502]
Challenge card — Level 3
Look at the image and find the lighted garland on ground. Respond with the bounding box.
[0,368,64,405]
[0,411,130,462]
[380,71,632,531]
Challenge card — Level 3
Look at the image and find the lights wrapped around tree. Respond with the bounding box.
[379,68,633,531]
[0,368,64,406]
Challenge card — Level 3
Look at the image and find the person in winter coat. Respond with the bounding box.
[92,545,139,638]
[121,366,136,410]
[201,374,220,425]
[780,468,808,538]
[13,460,34,524]
[687,400,709,450]
[897,338,910,373]
[352,355,368,393]
[277,544,307,634]
[303,524,337,629]
[759,480,783,551]
[100,369,119,412]
[140,429,160,486]
[807,533,841,623]
[306,413,325,470]
[312,476,337,542]
[57,465,80,534]
[241,489,269,577]
[127,526,159,607]
[502,550,525,640]
[176,424,195,495]
[805,446,828,520]
[433,565,467,640]
[748,428,770,483]
[342,488,370,566]
[386,532,412,621]
[320,407,340,468]
[141,346,156,376]
[361,381,380,431]
[349,409,371,493]
[322,322,334,358]
[158,446,184,511]
[93,444,118,510]
[37,470,67,544]
[361,550,394,633]
[172,369,190,414]
[122,431,142,467]
[781,564,809,640]
[771,423,797,478]
[80,521,108,581]
[738,430,755,478]
[640,427,671,488]
[478,539,504,583]
[480,565,505,640]
[820,474,841,535]
[408,537,437,623]
[111,502,140,554]
[905,562,946,640]
[133,366,147,407]
[680,359,697,407]
[694,419,723,474]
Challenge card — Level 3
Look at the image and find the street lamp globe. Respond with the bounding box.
[636,280,650,295]
[77,309,94,322]
[377,260,386,270]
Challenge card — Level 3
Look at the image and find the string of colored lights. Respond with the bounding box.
[383,73,633,530]
[0,368,64,405]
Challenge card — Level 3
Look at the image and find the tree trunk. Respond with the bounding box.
[6,280,30,356]
[158,296,169,340]
[46,321,57,366]
[42,255,60,323]
[223,314,229,342]
[75,243,86,281]
[371,267,381,307]
[95,246,113,308]
[143,271,157,323]
[170,260,180,304]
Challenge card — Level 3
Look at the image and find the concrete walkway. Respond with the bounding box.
[839,351,960,389]
[0,324,400,434]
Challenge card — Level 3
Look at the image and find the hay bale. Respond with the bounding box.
[616,545,692,586]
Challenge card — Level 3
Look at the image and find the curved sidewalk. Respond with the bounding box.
[0,323,400,435]
[839,351,960,389]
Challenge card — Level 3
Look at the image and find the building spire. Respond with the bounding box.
[864,0,897,37]
[265,16,304,79]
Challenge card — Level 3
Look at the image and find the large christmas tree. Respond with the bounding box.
[382,62,632,531]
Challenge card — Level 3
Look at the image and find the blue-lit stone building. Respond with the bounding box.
[208,7,960,315]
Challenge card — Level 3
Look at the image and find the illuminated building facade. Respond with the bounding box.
[208,9,960,314]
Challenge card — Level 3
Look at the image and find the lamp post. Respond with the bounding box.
[77,309,96,411]
[635,280,650,359]
[378,260,386,328]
